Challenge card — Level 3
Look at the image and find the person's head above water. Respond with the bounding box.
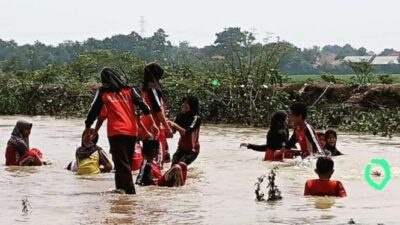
[290,102,307,126]
[325,129,337,147]
[143,62,164,90]
[270,110,288,131]
[100,67,129,92]
[13,120,32,137]
[142,139,160,159]
[315,157,334,179]
[181,95,199,115]
[317,132,326,149]
[7,120,33,153]
[81,128,98,147]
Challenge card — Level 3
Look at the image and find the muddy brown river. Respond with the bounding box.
[1,116,399,225]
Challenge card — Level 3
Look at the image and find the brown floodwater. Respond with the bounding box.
[1,116,399,225]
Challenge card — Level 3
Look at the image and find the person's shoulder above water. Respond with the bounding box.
[304,157,347,197]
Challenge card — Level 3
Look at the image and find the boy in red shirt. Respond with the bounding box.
[304,157,347,197]
[286,102,325,158]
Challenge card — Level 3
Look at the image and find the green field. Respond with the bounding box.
[287,74,400,83]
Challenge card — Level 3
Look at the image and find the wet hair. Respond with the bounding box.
[143,62,164,90]
[290,102,307,120]
[316,157,334,174]
[270,111,287,131]
[182,95,199,115]
[142,139,160,157]
[325,129,337,139]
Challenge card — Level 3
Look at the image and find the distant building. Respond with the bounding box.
[317,53,341,66]
[371,56,399,65]
[212,55,226,60]
[343,56,374,63]
[343,55,399,65]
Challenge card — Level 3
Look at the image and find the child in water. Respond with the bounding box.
[69,129,113,175]
[168,96,201,166]
[304,157,347,197]
[286,103,325,158]
[136,139,187,187]
[325,129,343,156]
[317,132,326,149]
[5,120,45,166]
[241,111,296,161]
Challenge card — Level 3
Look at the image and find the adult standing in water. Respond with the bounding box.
[139,62,173,168]
[84,67,157,194]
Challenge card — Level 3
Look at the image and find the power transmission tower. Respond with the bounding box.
[139,16,146,37]
[249,27,258,36]
[263,31,275,44]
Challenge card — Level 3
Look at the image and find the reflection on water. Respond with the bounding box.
[313,197,336,209]
[1,116,400,225]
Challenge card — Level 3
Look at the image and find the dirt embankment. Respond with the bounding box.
[277,83,400,108]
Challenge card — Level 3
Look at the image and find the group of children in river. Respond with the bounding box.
[4,62,346,198]
[241,102,346,197]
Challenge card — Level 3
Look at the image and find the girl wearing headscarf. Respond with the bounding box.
[325,129,343,156]
[240,111,295,161]
[84,67,156,194]
[73,129,112,175]
[139,62,173,168]
[168,96,201,166]
[5,120,44,166]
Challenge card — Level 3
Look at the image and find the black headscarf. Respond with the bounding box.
[143,62,164,91]
[75,129,101,160]
[325,129,342,156]
[182,96,199,116]
[100,67,129,92]
[7,120,32,156]
[175,96,200,129]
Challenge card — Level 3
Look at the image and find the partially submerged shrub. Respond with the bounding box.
[254,167,282,202]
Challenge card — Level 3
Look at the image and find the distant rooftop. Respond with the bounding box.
[343,56,399,65]
[343,56,373,63]
[371,56,399,65]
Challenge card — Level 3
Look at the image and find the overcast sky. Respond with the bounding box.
[1,0,399,52]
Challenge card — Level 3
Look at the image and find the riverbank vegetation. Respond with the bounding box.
[1,27,399,137]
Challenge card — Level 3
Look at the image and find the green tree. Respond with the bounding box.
[349,60,374,85]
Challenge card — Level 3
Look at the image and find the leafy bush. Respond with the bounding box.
[377,74,395,84]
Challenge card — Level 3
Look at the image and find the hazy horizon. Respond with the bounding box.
[1,0,399,52]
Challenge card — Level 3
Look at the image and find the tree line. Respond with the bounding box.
[1,27,400,75]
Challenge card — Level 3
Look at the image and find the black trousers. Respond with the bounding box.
[109,135,136,194]
[172,147,198,166]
